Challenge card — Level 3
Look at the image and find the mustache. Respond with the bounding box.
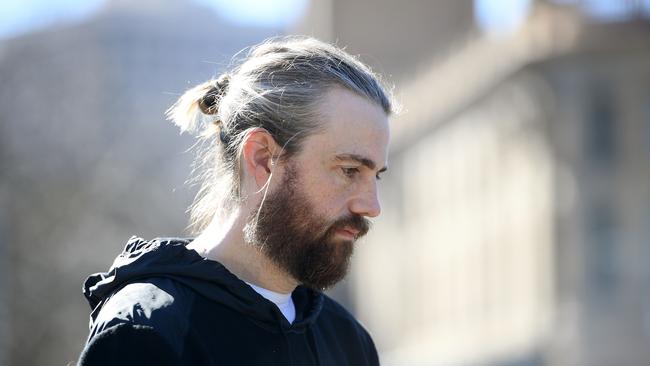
[329,214,371,238]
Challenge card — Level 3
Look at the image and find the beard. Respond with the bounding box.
[244,163,370,290]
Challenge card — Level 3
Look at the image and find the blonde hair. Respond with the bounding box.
[167,36,394,234]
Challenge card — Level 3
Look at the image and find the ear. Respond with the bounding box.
[241,128,281,188]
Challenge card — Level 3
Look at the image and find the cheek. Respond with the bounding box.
[304,175,350,214]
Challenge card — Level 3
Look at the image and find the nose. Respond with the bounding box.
[349,180,381,218]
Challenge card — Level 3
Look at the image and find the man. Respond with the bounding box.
[78,36,394,366]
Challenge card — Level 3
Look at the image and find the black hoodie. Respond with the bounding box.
[78,237,380,366]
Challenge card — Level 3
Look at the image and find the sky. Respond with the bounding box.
[1,0,650,40]
[0,0,309,40]
[474,0,650,33]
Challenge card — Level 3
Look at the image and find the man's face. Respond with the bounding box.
[247,87,390,290]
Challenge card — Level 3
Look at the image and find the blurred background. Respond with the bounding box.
[1,0,650,365]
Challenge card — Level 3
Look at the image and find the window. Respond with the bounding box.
[585,203,619,300]
[585,84,617,166]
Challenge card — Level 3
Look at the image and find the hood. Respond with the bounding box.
[83,236,324,331]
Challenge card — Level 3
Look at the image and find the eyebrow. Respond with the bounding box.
[334,154,388,173]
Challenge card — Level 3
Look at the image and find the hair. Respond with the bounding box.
[167,36,395,234]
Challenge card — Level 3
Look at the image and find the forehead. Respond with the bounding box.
[301,87,390,164]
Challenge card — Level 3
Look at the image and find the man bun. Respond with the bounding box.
[166,73,230,134]
[198,74,231,115]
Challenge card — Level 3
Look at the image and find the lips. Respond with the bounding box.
[335,226,361,241]
[329,215,370,241]
[341,227,360,237]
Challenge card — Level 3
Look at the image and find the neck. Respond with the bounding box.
[187,210,299,294]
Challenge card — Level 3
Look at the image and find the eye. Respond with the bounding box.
[341,167,360,178]
[375,173,383,181]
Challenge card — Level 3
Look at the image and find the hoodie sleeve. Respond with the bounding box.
[78,323,180,366]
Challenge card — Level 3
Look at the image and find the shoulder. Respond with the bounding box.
[319,294,378,350]
[319,294,368,333]
[92,276,195,330]
[85,277,196,358]
[79,323,181,366]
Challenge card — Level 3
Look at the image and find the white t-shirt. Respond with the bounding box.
[246,282,296,324]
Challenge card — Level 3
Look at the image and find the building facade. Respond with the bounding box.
[297,1,650,365]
